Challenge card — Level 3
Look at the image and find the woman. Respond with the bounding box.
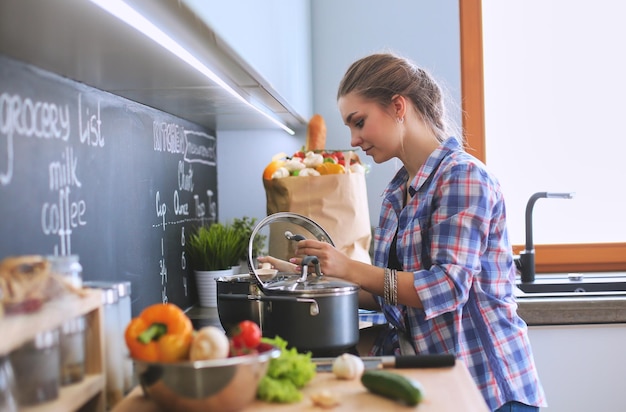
[290,53,546,412]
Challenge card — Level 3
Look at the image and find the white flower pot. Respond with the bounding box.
[194,269,231,307]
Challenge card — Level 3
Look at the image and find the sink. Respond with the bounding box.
[516,273,626,297]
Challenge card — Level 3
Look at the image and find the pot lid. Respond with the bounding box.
[263,274,359,294]
[247,212,360,294]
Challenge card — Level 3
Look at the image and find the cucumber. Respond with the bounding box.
[361,369,425,406]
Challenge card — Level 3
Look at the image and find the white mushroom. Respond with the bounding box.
[189,326,230,361]
[298,168,321,177]
[303,151,324,168]
[284,158,306,172]
[271,167,290,179]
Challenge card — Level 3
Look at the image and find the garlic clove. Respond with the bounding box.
[332,353,365,380]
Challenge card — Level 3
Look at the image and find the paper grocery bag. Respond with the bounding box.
[263,173,372,264]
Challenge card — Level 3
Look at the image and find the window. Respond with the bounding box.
[460,0,626,272]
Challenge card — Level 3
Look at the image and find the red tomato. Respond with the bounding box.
[229,320,262,349]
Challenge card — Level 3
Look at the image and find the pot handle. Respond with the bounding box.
[218,293,320,316]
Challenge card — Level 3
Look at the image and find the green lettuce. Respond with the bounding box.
[257,336,317,403]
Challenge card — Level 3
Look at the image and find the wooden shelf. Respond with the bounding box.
[0,288,102,356]
[1,288,106,412]
[21,374,105,412]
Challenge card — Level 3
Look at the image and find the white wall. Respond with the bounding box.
[181,0,312,223]
[182,0,313,118]
[192,0,462,229]
[216,129,303,223]
[310,0,462,226]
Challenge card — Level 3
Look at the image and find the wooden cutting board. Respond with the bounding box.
[247,364,488,411]
[114,363,488,412]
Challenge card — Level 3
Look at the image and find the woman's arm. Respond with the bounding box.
[256,255,298,273]
[293,241,423,308]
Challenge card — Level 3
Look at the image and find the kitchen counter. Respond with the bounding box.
[185,306,223,330]
[185,306,385,330]
[113,363,488,412]
[186,290,626,330]
[515,292,626,325]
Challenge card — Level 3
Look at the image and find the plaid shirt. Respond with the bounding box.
[370,137,546,410]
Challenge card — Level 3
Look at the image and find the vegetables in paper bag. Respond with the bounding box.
[262,114,367,180]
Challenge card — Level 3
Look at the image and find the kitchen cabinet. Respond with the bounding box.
[528,323,626,411]
[0,0,307,134]
[182,0,313,119]
[1,289,105,412]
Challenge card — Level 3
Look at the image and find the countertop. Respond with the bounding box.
[515,292,626,325]
[112,363,488,412]
[186,289,626,330]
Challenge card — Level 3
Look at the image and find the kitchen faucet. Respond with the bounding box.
[518,192,575,283]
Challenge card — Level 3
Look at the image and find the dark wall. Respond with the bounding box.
[0,55,218,315]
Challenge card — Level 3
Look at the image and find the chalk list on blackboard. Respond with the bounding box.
[0,54,217,314]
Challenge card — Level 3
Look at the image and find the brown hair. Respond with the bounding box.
[337,52,459,142]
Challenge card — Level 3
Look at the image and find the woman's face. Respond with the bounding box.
[338,92,399,164]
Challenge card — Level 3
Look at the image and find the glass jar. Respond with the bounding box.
[46,254,83,288]
[59,316,86,385]
[47,255,86,385]
[84,281,124,409]
[114,281,133,393]
[9,329,60,406]
[0,356,18,412]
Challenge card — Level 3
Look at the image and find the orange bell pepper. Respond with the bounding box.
[124,303,193,362]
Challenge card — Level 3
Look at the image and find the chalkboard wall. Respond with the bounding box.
[0,55,218,315]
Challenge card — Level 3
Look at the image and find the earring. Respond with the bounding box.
[397,117,404,124]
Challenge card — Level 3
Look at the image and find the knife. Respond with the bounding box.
[313,354,455,372]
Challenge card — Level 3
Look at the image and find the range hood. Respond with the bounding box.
[0,0,306,133]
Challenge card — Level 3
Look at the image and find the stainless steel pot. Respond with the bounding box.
[217,213,360,356]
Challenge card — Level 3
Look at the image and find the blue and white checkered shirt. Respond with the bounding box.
[370,137,546,411]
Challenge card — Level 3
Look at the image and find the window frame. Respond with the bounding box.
[459,0,626,273]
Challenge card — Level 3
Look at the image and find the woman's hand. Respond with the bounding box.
[293,239,353,280]
[256,255,297,273]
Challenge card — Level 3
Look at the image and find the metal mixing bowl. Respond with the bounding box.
[134,343,280,412]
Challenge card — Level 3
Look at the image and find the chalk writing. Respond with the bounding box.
[160,237,168,304]
[49,146,81,190]
[173,191,189,216]
[153,121,185,154]
[1,55,218,312]
[78,94,104,147]
[184,130,216,166]
[178,160,194,191]
[41,186,87,256]
[193,194,206,218]
[207,189,217,221]
[180,226,188,298]
[0,92,71,185]
[156,191,167,231]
